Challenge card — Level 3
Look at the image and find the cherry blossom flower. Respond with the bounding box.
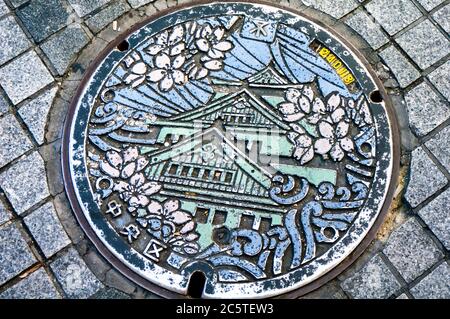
[124,62,148,88]
[100,146,149,179]
[186,24,233,80]
[113,173,161,208]
[147,53,188,91]
[287,123,315,165]
[146,25,185,56]
[137,199,199,254]
[278,86,315,122]
[314,119,354,162]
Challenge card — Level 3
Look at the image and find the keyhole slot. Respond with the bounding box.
[187,271,206,298]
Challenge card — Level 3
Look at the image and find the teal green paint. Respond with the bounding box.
[271,163,337,186]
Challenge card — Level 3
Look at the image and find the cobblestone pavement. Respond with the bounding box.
[0,0,448,299]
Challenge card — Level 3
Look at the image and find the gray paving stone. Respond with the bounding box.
[428,60,450,101]
[0,268,60,299]
[379,45,421,88]
[341,254,401,299]
[17,0,72,43]
[24,202,70,258]
[404,147,447,207]
[416,0,444,11]
[0,223,36,285]
[0,94,9,116]
[365,0,422,35]
[410,263,450,299]
[396,19,450,70]
[0,16,31,66]
[404,82,450,137]
[0,114,33,168]
[0,51,53,105]
[433,4,450,34]
[0,151,50,214]
[85,0,130,33]
[91,287,131,299]
[128,0,154,9]
[0,1,9,17]
[397,293,409,299]
[426,125,450,173]
[68,0,111,17]
[18,86,58,145]
[383,218,443,283]
[0,200,12,226]
[417,187,450,250]
[41,25,89,75]
[50,247,103,298]
[345,9,388,49]
[302,0,358,19]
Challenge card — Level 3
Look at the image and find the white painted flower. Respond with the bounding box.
[314,119,354,162]
[187,24,233,80]
[278,86,315,122]
[113,173,162,208]
[147,52,188,91]
[146,25,185,56]
[137,199,199,254]
[287,123,315,165]
[100,146,149,179]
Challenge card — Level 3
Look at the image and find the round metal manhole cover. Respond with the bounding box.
[62,2,399,298]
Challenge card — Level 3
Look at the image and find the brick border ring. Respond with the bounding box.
[52,0,402,298]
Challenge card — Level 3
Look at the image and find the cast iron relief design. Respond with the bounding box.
[65,3,397,298]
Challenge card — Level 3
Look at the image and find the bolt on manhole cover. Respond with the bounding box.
[63,2,399,298]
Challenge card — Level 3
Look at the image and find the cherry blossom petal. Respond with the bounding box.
[163,199,180,214]
[314,138,333,154]
[300,147,314,165]
[172,70,187,85]
[335,121,349,138]
[129,195,149,207]
[286,88,301,103]
[100,161,120,178]
[156,30,168,45]
[327,93,341,112]
[141,182,162,196]
[168,25,184,45]
[307,113,322,125]
[293,147,307,161]
[196,39,210,52]
[147,44,164,55]
[290,123,306,134]
[284,113,304,122]
[147,200,163,215]
[121,162,136,179]
[213,40,232,52]
[302,86,314,102]
[340,137,354,152]
[155,53,170,69]
[171,55,185,69]
[213,27,225,40]
[170,43,185,56]
[159,75,174,91]
[298,96,311,114]
[179,221,195,234]
[124,73,141,85]
[203,59,222,71]
[278,102,297,115]
[106,151,122,169]
[208,48,224,59]
[312,98,326,113]
[318,121,335,138]
[168,210,191,225]
[131,62,147,75]
[130,172,145,188]
[195,67,208,80]
[201,24,213,38]
[147,69,166,82]
[297,134,312,147]
[130,77,145,88]
[113,181,129,193]
[184,233,199,241]
[331,108,346,123]
[330,144,345,161]
[135,157,149,172]
[123,147,139,164]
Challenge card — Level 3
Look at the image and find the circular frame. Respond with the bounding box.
[61,0,400,299]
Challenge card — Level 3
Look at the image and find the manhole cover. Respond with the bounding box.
[63,2,399,298]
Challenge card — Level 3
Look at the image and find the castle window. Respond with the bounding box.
[191,167,200,178]
[202,169,211,180]
[239,214,255,229]
[213,170,222,181]
[181,166,190,177]
[168,163,178,175]
[196,207,210,224]
[212,210,228,225]
[224,172,233,183]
